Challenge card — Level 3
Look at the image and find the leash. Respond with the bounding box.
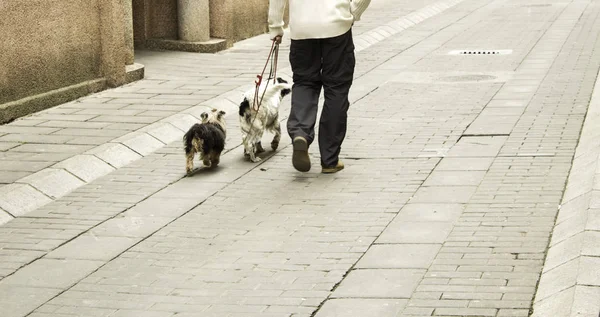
[253,40,280,112]
[244,39,280,155]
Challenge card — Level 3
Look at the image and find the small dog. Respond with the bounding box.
[239,77,292,162]
[183,109,227,174]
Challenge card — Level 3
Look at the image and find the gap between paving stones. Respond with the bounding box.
[0,0,468,224]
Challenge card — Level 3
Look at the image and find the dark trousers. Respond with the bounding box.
[287,29,355,167]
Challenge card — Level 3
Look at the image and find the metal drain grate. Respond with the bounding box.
[448,49,513,55]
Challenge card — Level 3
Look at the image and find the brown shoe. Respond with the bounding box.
[292,136,311,172]
[321,161,344,174]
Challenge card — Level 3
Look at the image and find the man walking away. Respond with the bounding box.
[268,0,371,173]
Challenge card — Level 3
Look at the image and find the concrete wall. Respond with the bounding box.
[0,0,103,104]
[210,0,280,46]
[133,0,179,47]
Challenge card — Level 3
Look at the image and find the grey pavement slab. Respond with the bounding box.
[1,258,103,288]
[435,157,494,171]
[376,221,454,244]
[0,184,52,216]
[117,132,165,156]
[331,269,425,298]
[54,155,116,182]
[90,216,173,238]
[395,203,464,222]
[315,299,407,317]
[85,143,143,168]
[0,285,60,317]
[423,170,486,186]
[356,244,441,268]
[47,235,138,261]
[16,168,85,199]
[0,207,13,225]
[409,186,477,204]
[0,171,33,184]
[446,136,507,157]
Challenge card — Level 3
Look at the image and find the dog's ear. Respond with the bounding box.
[276,77,288,84]
[200,112,208,121]
[281,88,291,98]
[239,99,250,116]
[217,110,226,119]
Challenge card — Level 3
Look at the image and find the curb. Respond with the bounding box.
[531,66,600,316]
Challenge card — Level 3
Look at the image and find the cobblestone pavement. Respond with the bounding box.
[1,0,600,316]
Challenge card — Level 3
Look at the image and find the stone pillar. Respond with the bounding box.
[178,0,210,42]
[124,0,134,65]
[99,0,127,87]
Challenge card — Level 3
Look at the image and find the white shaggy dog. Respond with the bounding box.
[238,77,292,162]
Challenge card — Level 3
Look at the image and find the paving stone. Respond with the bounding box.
[356,244,441,268]
[376,221,454,244]
[535,259,578,302]
[315,299,407,317]
[86,143,143,168]
[530,286,574,317]
[1,258,103,288]
[0,285,60,317]
[423,171,486,186]
[435,157,494,171]
[160,113,201,132]
[90,216,173,238]
[577,256,600,286]
[46,235,138,261]
[118,133,165,156]
[141,123,184,144]
[0,142,19,151]
[123,197,199,218]
[9,143,93,154]
[464,115,521,135]
[0,160,55,172]
[110,310,175,317]
[396,204,464,222]
[0,171,32,184]
[331,269,425,298]
[409,186,477,204]
[446,136,507,157]
[0,134,76,144]
[0,207,13,225]
[0,184,52,216]
[16,168,85,199]
[54,155,116,182]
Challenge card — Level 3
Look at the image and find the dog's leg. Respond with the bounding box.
[212,151,221,167]
[271,120,281,150]
[200,152,211,167]
[186,151,195,174]
[256,141,265,154]
[245,131,262,163]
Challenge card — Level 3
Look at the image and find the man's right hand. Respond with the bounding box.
[273,35,283,44]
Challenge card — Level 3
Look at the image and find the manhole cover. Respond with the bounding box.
[438,74,497,82]
[448,50,513,55]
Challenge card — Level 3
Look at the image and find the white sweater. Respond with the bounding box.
[268,0,371,40]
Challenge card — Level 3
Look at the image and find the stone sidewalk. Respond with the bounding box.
[0,0,448,224]
[1,0,600,316]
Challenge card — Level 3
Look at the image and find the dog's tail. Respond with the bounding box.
[264,78,292,105]
[183,124,198,154]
